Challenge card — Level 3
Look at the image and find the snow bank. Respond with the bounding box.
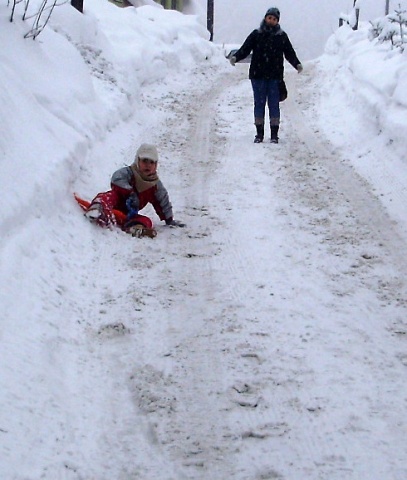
[323,23,407,154]
[0,1,220,233]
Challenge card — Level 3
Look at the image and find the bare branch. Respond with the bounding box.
[24,0,69,39]
[10,0,25,22]
[23,0,68,21]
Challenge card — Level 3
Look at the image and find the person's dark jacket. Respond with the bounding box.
[234,23,301,80]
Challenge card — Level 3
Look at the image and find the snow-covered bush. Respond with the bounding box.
[369,5,407,51]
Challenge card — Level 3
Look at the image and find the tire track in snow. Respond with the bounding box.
[178,63,407,479]
[207,70,335,479]
[126,67,246,478]
[268,68,407,479]
[287,64,407,267]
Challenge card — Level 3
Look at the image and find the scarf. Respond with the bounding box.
[259,22,282,35]
[130,163,159,193]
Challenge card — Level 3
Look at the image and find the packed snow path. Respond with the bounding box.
[88,65,407,479]
[4,63,407,480]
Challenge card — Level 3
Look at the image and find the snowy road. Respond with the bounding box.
[4,61,407,479]
[73,62,407,479]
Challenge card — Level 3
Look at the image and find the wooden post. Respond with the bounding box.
[207,0,214,41]
[385,0,390,15]
[353,8,360,30]
[352,0,359,30]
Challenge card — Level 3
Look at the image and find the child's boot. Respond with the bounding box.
[84,202,108,226]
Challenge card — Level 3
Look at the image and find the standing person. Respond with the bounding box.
[229,7,303,144]
[84,143,185,238]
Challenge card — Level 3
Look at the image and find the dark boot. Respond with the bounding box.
[254,124,264,143]
[270,125,279,144]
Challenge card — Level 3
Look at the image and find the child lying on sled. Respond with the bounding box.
[84,143,185,237]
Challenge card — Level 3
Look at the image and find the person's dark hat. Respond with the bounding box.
[265,7,280,20]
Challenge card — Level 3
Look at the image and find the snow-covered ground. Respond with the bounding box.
[1,1,407,479]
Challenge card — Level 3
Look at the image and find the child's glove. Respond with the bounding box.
[165,218,186,228]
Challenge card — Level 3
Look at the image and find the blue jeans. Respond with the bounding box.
[251,79,280,125]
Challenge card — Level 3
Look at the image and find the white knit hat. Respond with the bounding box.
[136,143,159,163]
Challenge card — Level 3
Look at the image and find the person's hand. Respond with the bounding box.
[229,56,237,67]
[165,219,186,227]
[296,64,303,73]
